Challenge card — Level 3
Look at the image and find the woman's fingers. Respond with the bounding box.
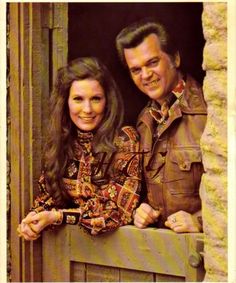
[22,211,39,225]
[17,222,40,241]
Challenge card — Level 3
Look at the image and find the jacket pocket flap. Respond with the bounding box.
[169,149,202,171]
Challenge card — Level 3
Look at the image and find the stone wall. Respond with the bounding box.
[201,3,227,282]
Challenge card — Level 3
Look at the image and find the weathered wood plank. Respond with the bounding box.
[69,225,195,277]
[185,234,205,282]
[9,4,22,281]
[51,3,68,84]
[86,264,119,282]
[30,4,45,281]
[41,3,53,29]
[155,273,185,282]
[42,225,204,282]
[70,262,86,282]
[42,227,70,282]
[120,269,154,282]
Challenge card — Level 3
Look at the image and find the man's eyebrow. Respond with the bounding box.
[129,56,161,69]
[129,65,140,70]
[146,56,160,63]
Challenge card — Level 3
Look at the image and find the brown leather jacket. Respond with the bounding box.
[137,76,207,227]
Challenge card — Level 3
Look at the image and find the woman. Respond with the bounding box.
[17,57,141,240]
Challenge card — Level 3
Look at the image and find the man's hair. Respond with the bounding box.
[116,18,179,67]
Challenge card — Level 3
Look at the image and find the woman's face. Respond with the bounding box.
[68,79,106,132]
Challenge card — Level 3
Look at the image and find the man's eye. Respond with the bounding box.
[130,68,141,75]
[147,59,159,67]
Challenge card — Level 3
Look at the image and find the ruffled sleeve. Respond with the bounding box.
[30,173,57,213]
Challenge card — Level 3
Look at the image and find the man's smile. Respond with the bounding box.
[143,79,160,88]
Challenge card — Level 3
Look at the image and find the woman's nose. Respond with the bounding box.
[83,100,92,113]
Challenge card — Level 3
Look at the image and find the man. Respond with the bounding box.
[116,19,207,233]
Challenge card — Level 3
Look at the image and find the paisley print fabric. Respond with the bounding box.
[32,126,141,235]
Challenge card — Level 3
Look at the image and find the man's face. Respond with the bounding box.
[124,33,180,103]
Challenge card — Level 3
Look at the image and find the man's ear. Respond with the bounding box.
[174,52,181,68]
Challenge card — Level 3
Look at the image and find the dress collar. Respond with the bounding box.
[75,130,94,155]
[77,129,94,144]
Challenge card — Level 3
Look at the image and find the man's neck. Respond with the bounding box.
[155,73,182,106]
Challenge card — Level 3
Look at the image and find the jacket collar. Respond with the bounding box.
[137,75,207,137]
[179,75,207,114]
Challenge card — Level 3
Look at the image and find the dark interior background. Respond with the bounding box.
[68,2,205,126]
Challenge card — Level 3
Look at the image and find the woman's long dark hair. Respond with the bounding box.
[43,57,124,207]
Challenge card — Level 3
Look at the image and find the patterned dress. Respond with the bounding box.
[31,126,141,235]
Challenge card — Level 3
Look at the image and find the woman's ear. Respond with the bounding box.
[174,51,181,68]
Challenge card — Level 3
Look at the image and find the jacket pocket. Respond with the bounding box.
[163,148,204,196]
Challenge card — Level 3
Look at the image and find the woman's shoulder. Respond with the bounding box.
[113,126,139,149]
[118,125,139,141]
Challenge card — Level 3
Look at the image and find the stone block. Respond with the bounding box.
[202,3,227,42]
[202,42,227,70]
[203,70,227,108]
[201,174,227,203]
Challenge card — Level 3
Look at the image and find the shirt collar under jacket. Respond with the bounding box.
[136,75,207,138]
[149,79,185,124]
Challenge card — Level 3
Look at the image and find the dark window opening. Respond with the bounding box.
[68,3,205,126]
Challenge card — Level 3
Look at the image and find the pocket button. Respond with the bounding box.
[180,163,187,170]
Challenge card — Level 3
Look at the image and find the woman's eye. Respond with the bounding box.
[73,96,83,102]
[92,96,102,102]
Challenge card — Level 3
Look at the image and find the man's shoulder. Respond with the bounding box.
[185,75,202,93]
[136,100,152,122]
[181,75,207,114]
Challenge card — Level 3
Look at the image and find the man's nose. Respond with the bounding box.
[141,67,152,80]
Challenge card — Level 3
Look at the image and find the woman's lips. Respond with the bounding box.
[79,116,95,122]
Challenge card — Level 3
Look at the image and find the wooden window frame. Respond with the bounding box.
[9,3,68,281]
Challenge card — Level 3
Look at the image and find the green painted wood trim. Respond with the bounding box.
[69,225,203,277]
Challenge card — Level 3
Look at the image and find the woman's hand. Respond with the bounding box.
[17,210,57,241]
[165,210,202,233]
[17,211,40,241]
[133,203,161,229]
